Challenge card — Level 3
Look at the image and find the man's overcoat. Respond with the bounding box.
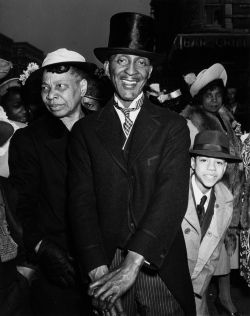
[68,97,196,315]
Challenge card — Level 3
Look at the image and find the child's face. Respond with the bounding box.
[191,156,227,194]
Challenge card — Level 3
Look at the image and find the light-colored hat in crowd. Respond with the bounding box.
[0,58,13,80]
[0,78,20,97]
[25,48,96,85]
[190,130,241,162]
[190,63,227,97]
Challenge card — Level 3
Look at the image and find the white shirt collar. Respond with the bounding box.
[192,175,211,211]
[114,92,143,109]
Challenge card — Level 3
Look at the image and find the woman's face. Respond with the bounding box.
[4,91,28,123]
[201,86,224,113]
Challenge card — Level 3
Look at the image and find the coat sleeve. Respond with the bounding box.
[68,122,109,274]
[127,117,191,269]
[8,128,41,255]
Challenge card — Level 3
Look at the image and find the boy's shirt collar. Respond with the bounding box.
[192,175,211,212]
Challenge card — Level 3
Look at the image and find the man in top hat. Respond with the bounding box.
[182,130,241,315]
[8,48,93,315]
[68,12,196,315]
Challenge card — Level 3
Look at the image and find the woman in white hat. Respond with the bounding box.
[181,63,244,316]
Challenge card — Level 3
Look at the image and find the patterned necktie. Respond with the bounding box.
[197,195,207,226]
[114,96,143,137]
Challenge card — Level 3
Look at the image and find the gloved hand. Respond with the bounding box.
[37,239,76,288]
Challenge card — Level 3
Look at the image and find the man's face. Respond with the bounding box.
[41,69,86,119]
[191,156,227,194]
[202,86,223,113]
[104,54,152,107]
[227,87,237,103]
[82,96,101,112]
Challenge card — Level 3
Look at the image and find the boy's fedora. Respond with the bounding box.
[94,12,165,64]
[190,130,241,161]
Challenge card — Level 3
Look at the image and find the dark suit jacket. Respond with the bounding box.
[8,113,71,259]
[68,97,196,315]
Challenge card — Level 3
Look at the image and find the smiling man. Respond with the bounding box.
[68,12,196,316]
[8,49,93,316]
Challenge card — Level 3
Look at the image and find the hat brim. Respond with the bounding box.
[189,149,242,162]
[0,121,14,146]
[25,61,97,87]
[190,63,227,97]
[94,47,165,64]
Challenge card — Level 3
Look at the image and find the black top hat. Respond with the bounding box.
[190,130,242,162]
[94,12,165,64]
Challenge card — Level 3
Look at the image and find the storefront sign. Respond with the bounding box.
[175,33,250,49]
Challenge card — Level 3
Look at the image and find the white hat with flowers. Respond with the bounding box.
[184,63,227,97]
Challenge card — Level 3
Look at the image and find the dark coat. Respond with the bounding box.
[68,97,196,315]
[8,113,71,258]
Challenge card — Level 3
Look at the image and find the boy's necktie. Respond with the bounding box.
[197,195,207,226]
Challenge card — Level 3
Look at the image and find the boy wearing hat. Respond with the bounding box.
[68,12,195,316]
[182,130,241,315]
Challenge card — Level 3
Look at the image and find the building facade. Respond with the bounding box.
[150,0,250,103]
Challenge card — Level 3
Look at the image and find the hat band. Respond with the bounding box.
[194,143,229,154]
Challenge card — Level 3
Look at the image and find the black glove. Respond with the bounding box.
[37,239,76,288]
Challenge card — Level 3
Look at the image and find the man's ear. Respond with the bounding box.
[104,61,110,78]
[148,65,153,79]
[80,79,87,96]
[191,156,196,170]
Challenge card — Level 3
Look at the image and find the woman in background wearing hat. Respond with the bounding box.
[0,58,32,316]
[181,63,244,315]
[0,67,28,177]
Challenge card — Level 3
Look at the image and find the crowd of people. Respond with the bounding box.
[0,11,250,316]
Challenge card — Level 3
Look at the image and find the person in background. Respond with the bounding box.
[0,68,27,178]
[81,71,113,114]
[68,12,195,316]
[0,121,33,316]
[181,63,244,316]
[0,79,29,124]
[0,57,32,316]
[183,130,241,315]
[8,48,93,316]
[226,83,249,133]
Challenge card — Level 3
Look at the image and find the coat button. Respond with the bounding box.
[184,228,191,234]
[215,204,219,208]
[207,231,212,237]
[130,222,135,231]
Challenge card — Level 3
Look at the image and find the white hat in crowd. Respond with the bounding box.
[189,63,227,97]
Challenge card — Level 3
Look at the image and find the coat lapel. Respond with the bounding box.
[193,183,233,275]
[96,101,127,173]
[184,182,201,235]
[127,99,161,167]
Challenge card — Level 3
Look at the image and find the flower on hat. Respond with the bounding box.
[183,73,196,86]
[19,62,39,85]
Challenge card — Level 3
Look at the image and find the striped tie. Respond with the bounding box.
[114,96,143,137]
